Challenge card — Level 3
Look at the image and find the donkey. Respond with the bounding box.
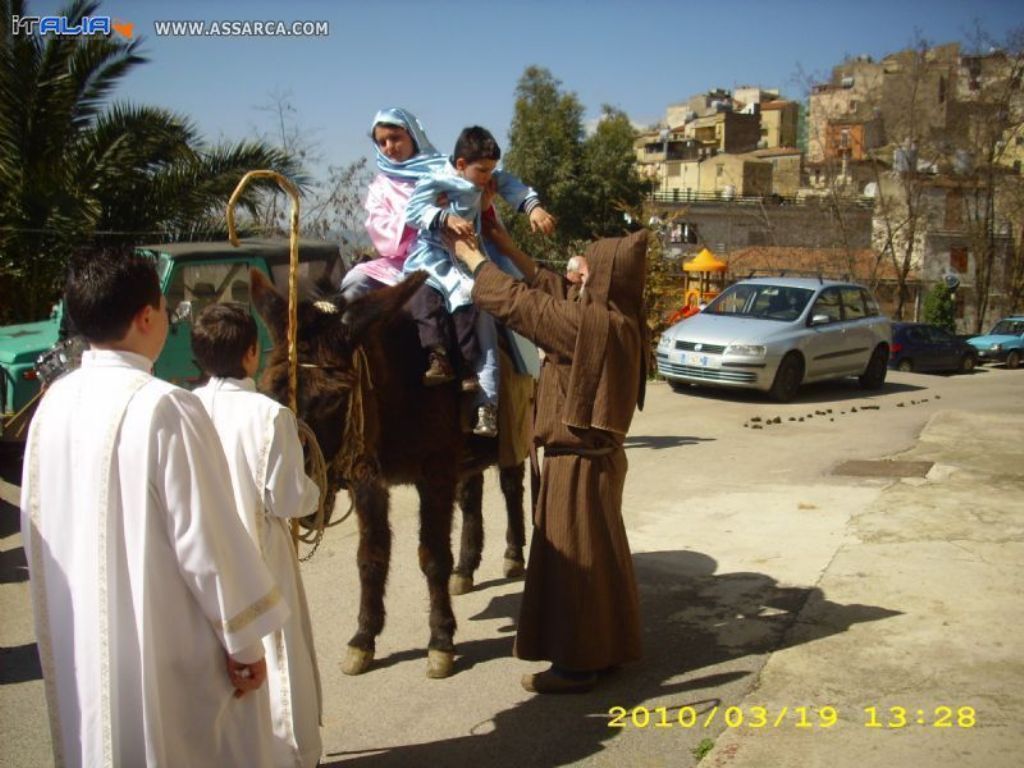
[251,269,528,678]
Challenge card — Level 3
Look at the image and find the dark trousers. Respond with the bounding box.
[408,284,479,371]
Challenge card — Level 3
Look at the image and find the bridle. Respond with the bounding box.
[291,345,378,558]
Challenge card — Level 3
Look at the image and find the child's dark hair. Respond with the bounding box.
[64,246,161,344]
[191,303,258,379]
[453,126,501,164]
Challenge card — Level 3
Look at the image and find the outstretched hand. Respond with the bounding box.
[445,214,475,237]
[529,206,556,235]
[442,231,486,273]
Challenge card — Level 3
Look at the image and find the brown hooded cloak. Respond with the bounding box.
[471,230,647,671]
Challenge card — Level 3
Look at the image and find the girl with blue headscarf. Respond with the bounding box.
[339,108,444,299]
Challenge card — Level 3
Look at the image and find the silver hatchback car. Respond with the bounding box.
[656,277,891,402]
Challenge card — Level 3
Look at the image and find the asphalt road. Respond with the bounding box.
[2,365,1022,767]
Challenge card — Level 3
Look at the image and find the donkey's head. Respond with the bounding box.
[250,269,427,482]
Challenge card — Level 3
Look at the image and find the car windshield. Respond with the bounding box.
[989,320,1024,336]
[704,283,814,322]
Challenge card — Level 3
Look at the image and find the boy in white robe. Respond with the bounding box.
[192,303,323,768]
[21,248,287,768]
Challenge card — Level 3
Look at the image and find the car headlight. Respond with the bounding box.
[657,335,672,350]
[991,343,1002,351]
[725,343,767,357]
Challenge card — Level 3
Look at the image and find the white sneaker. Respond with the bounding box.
[473,404,498,437]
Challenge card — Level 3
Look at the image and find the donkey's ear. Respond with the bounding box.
[250,269,288,345]
[344,271,428,342]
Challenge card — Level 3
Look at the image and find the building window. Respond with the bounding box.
[938,76,946,104]
[950,247,968,274]
[669,222,699,244]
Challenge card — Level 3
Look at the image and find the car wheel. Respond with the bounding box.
[859,345,888,390]
[1007,350,1021,370]
[769,354,803,403]
[896,358,913,373]
[960,354,976,374]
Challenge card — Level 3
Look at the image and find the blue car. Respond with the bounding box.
[967,316,1024,369]
[889,323,977,374]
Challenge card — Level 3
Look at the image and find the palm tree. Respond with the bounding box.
[0,0,305,323]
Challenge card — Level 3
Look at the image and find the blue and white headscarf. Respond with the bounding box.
[370,107,444,180]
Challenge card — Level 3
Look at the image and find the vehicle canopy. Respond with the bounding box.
[2,238,346,434]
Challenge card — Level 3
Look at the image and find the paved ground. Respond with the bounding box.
[1,365,1022,767]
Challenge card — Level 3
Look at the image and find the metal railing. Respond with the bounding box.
[648,190,875,208]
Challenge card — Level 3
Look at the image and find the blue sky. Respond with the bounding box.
[32,0,1024,171]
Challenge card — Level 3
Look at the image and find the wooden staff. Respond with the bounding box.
[226,170,302,549]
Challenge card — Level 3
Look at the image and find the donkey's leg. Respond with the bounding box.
[450,471,484,595]
[415,473,457,678]
[499,462,527,578]
[342,478,391,676]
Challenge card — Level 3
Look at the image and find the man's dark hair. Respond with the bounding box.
[64,247,162,343]
[191,303,258,379]
[453,126,501,164]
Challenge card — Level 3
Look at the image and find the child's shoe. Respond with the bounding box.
[473,403,498,437]
[423,347,455,386]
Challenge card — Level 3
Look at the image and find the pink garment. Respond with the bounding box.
[357,173,417,286]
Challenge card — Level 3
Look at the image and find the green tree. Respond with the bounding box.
[502,67,650,267]
[504,66,587,245]
[582,105,652,237]
[922,282,957,332]
[0,0,302,323]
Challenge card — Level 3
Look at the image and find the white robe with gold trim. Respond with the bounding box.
[195,377,322,768]
[21,350,288,768]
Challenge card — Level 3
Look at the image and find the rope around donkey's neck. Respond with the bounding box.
[293,346,372,560]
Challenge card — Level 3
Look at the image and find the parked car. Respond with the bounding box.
[1,239,344,445]
[889,323,977,374]
[656,277,891,402]
[967,316,1024,369]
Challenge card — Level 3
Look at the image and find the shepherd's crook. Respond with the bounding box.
[226,170,302,547]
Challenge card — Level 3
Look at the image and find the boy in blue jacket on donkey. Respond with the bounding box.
[403,125,554,436]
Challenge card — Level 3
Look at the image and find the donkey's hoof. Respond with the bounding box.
[426,649,455,679]
[449,573,474,595]
[341,646,374,676]
[503,558,526,578]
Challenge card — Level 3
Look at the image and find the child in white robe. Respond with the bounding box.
[192,303,323,768]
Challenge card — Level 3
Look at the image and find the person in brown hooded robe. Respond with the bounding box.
[448,221,648,694]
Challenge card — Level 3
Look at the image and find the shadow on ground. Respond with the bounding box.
[322,549,900,767]
[0,643,41,685]
[623,435,715,451]
[664,378,928,406]
[1,503,20,540]
[0,545,27,584]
